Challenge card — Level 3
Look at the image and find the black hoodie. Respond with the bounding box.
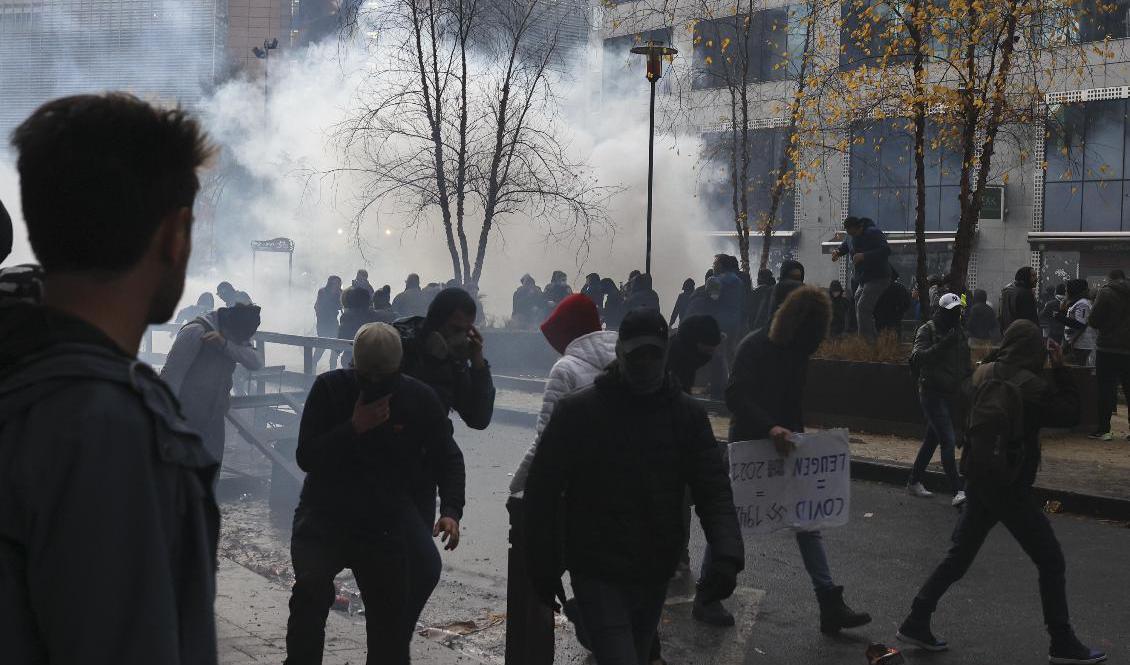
[0,303,220,664]
[998,267,1039,331]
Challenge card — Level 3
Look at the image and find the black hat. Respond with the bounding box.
[618,308,669,352]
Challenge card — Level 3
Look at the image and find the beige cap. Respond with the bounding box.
[352,323,403,378]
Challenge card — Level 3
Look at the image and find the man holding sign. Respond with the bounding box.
[694,285,872,635]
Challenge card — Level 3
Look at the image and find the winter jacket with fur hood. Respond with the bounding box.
[727,286,831,441]
[509,330,618,494]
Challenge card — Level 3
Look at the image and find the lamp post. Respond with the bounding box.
[252,38,280,114]
[630,41,677,275]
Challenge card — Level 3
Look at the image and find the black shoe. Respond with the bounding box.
[816,585,872,634]
[692,598,735,627]
[896,618,948,652]
[1050,628,1107,664]
[562,598,591,651]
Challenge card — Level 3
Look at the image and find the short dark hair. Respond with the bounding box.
[843,216,862,229]
[426,287,477,329]
[11,93,213,274]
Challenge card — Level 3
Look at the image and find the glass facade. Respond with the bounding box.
[848,119,962,232]
[840,0,910,69]
[1044,98,1130,232]
[691,6,808,90]
[700,127,795,232]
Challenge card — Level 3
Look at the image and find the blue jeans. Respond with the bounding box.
[910,389,964,494]
[702,530,833,594]
[571,576,668,665]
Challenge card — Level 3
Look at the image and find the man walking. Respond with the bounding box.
[284,323,464,665]
[832,216,891,339]
[907,293,970,505]
[1086,269,1130,440]
[0,93,219,662]
[161,302,264,469]
[313,275,343,369]
[897,320,1106,664]
[998,266,1040,331]
[393,273,429,317]
[695,285,871,634]
[525,309,745,665]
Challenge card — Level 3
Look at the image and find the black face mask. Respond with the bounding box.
[359,374,400,403]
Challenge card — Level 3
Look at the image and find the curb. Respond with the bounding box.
[491,405,1130,523]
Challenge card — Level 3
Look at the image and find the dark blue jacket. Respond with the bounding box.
[837,220,892,284]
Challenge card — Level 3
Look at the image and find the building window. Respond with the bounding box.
[602,28,674,97]
[700,127,796,233]
[848,119,962,232]
[691,6,808,90]
[1034,0,1130,45]
[1044,98,1130,232]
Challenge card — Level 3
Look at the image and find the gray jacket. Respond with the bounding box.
[160,312,263,462]
[0,306,220,664]
[910,319,972,395]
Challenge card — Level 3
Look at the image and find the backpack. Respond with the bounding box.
[960,363,1036,486]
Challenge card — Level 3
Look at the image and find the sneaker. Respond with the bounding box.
[1050,630,1108,664]
[692,598,735,627]
[907,482,933,498]
[896,621,948,652]
[1088,430,1113,441]
[951,491,967,507]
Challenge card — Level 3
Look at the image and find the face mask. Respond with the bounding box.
[445,332,471,360]
[616,345,667,394]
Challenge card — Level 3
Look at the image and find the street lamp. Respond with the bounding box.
[630,40,677,275]
[252,38,280,113]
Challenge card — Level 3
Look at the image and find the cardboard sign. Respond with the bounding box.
[727,429,852,535]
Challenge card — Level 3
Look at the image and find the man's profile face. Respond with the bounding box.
[440,309,475,339]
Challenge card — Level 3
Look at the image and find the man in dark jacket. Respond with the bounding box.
[693,285,871,633]
[828,279,855,337]
[0,93,219,663]
[666,314,722,393]
[896,321,1106,665]
[669,277,695,326]
[832,216,891,339]
[965,288,1001,343]
[393,273,429,318]
[907,293,970,504]
[765,259,806,323]
[351,268,375,298]
[525,309,744,665]
[544,269,573,309]
[748,268,776,332]
[1087,269,1130,440]
[313,275,343,369]
[624,271,661,312]
[512,273,545,329]
[582,272,604,312]
[284,323,464,665]
[998,266,1039,331]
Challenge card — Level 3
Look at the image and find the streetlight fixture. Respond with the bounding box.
[630,40,677,275]
[252,38,280,113]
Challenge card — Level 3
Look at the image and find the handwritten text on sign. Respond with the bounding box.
[727,429,851,535]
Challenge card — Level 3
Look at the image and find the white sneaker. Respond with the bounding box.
[908,482,933,498]
[951,491,967,507]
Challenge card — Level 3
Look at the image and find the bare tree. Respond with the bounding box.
[337,0,616,285]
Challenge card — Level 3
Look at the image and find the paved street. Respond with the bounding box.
[219,417,1130,665]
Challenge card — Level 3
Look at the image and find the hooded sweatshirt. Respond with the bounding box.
[510,330,618,494]
[0,303,220,664]
[974,320,1079,487]
[1087,277,1130,355]
[836,219,892,284]
[765,260,807,324]
[998,268,1039,331]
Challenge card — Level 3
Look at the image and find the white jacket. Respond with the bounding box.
[509,330,618,495]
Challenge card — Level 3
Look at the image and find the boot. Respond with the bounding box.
[1049,625,1108,664]
[816,585,871,634]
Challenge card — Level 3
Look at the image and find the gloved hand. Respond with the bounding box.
[696,559,739,604]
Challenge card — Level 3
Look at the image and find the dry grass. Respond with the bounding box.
[814,330,910,364]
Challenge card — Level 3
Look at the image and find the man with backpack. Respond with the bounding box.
[896,320,1107,665]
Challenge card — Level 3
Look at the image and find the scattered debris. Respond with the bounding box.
[1045,500,1064,514]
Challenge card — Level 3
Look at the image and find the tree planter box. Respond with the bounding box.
[480,328,558,376]
[804,359,1099,437]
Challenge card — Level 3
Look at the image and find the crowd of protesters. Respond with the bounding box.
[0,93,1122,665]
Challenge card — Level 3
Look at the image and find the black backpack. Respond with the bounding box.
[961,363,1036,486]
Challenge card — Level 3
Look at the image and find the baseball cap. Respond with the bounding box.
[939,293,963,310]
[353,322,403,378]
[618,308,669,353]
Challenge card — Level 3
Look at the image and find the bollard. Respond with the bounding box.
[504,496,555,665]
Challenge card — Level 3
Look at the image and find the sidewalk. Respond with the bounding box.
[495,387,1130,517]
[215,557,480,665]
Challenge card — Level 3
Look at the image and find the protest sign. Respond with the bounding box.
[727,429,851,535]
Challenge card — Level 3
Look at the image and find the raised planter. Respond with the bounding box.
[480,328,558,376]
[805,358,1099,436]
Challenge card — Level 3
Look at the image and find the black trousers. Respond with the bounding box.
[1096,350,1130,432]
[911,484,1069,630]
[284,518,414,665]
[572,576,667,665]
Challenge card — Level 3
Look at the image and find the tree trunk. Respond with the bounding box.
[455,11,472,283]
[909,10,930,322]
[728,85,750,271]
